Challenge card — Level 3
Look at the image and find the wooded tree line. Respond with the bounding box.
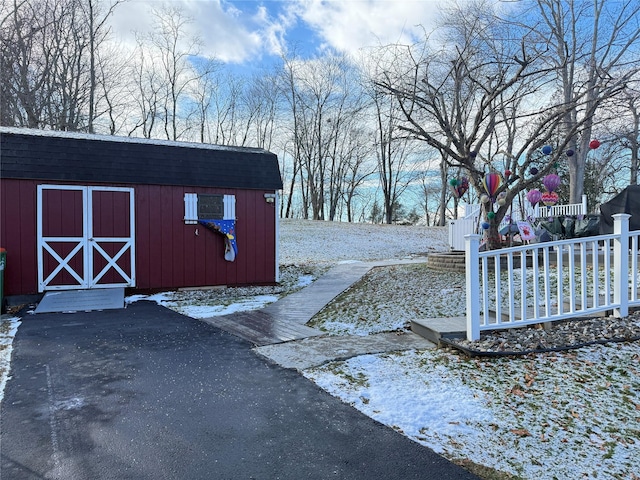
[2,0,640,231]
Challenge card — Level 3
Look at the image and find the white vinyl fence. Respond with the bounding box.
[464,214,640,341]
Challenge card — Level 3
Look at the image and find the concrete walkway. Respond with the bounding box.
[254,331,434,370]
[262,259,426,325]
[204,258,437,369]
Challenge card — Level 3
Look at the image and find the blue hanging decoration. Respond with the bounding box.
[199,219,238,262]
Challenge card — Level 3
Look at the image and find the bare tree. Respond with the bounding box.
[605,85,640,185]
[1,0,48,127]
[148,5,202,140]
[278,53,366,220]
[127,38,163,138]
[278,54,304,218]
[1,0,123,131]
[533,0,640,203]
[83,0,123,133]
[1,0,90,129]
[370,88,420,224]
[338,127,376,222]
[186,58,220,142]
[242,73,280,150]
[375,0,592,247]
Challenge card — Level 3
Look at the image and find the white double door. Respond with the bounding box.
[37,185,135,292]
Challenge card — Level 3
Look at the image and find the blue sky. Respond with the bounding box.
[110,0,444,65]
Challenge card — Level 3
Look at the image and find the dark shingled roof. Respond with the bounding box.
[0,127,283,190]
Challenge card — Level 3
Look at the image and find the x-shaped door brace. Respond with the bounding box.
[41,238,86,288]
[90,238,133,285]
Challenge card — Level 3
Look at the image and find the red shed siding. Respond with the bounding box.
[1,179,38,295]
[0,178,278,296]
[134,185,277,290]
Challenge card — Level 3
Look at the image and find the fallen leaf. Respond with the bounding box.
[508,386,526,397]
[524,373,535,387]
[510,429,531,437]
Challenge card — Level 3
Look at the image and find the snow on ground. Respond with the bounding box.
[0,317,21,403]
[305,345,640,479]
[127,220,449,319]
[2,219,639,479]
[278,219,449,265]
[125,291,280,318]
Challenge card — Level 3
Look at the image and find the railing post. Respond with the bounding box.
[465,234,482,341]
[581,194,588,215]
[613,213,631,318]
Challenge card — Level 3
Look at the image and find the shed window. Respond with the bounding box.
[198,194,224,219]
[184,194,235,224]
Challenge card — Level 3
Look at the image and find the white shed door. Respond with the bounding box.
[37,185,135,292]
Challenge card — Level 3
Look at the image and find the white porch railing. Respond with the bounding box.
[464,214,640,341]
[449,195,588,251]
[532,194,588,218]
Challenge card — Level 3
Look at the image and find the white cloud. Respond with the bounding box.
[291,0,443,56]
[107,0,448,65]
[109,0,279,63]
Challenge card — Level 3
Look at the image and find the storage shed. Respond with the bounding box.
[0,127,283,297]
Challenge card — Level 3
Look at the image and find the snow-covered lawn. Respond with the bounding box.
[305,344,640,479]
[2,219,639,479]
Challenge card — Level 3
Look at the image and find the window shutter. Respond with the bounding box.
[184,193,198,224]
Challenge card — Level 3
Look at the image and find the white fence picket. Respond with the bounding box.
[464,214,639,341]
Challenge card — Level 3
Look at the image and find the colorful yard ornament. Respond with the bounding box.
[481,222,490,230]
[526,189,542,205]
[480,194,490,203]
[542,173,561,192]
[199,219,238,262]
[566,149,574,157]
[542,145,553,155]
[482,172,501,198]
[589,139,601,149]
[516,221,536,241]
[496,191,507,206]
[541,191,559,206]
[450,176,469,198]
[470,151,477,158]
[530,167,539,176]
[487,211,496,220]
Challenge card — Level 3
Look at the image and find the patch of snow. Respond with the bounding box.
[0,317,21,403]
[175,295,279,318]
[295,275,315,288]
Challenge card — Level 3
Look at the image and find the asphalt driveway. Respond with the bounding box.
[1,301,479,480]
